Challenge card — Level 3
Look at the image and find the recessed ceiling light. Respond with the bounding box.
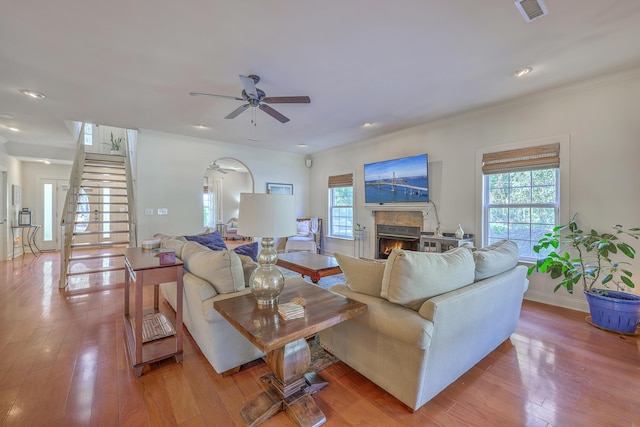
[362,122,374,127]
[42,160,51,165]
[297,144,308,148]
[4,126,20,132]
[512,67,533,77]
[0,114,15,119]
[19,89,46,99]
[194,124,208,129]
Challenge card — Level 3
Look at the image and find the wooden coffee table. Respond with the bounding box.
[214,278,367,427]
[276,252,342,284]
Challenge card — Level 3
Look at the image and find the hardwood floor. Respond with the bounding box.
[1,252,639,426]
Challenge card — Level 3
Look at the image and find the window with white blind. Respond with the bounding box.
[482,143,560,260]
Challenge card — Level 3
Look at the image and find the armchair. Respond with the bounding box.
[284,217,322,253]
[224,217,241,240]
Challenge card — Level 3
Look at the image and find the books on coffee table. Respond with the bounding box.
[278,302,305,320]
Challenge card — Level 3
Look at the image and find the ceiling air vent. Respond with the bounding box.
[515,0,548,22]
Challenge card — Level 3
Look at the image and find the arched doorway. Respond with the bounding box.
[203,158,254,233]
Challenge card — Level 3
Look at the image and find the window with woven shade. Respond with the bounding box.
[328,173,354,238]
[482,143,560,260]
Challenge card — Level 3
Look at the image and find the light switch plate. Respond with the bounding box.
[157,208,168,215]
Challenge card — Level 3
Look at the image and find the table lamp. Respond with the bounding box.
[237,193,297,306]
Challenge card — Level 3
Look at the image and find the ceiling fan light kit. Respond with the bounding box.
[190,74,310,124]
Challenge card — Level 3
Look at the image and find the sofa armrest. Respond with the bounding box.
[184,271,218,302]
[329,285,433,349]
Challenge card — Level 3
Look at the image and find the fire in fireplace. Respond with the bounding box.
[376,224,421,259]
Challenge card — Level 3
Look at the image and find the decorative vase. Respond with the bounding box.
[584,289,640,334]
[455,224,464,239]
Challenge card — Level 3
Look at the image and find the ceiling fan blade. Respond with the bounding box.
[225,104,251,119]
[239,75,258,99]
[259,104,290,123]
[263,96,311,104]
[189,92,243,101]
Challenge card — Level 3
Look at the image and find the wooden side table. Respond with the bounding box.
[123,248,184,377]
[215,278,367,426]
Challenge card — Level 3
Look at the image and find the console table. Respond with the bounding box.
[215,278,367,426]
[11,224,42,258]
[123,248,184,377]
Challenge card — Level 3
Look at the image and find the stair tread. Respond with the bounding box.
[71,241,130,248]
[67,266,125,276]
[69,253,125,261]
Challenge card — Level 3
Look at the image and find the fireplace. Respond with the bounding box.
[376,224,421,259]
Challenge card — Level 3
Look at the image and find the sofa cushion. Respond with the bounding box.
[334,253,386,297]
[473,239,519,280]
[184,231,228,251]
[296,220,311,237]
[381,247,475,311]
[233,241,259,262]
[183,248,245,294]
[161,238,187,259]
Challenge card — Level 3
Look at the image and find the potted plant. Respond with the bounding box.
[354,223,366,240]
[110,132,123,154]
[528,214,640,333]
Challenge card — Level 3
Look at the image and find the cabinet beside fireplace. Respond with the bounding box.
[419,233,474,253]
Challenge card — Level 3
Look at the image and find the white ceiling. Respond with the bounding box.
[2,0,640,161]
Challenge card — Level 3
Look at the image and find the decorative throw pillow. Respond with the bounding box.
[334,253,386,297]
[184,231,227,251]
[296,220,311,237]
[381,247,475,311]
[183,249,244,294]
[473,239,519,280]
[233,241,259,262]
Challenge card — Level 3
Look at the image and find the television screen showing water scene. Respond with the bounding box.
[364,154,429,203]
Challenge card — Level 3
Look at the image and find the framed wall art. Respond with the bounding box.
[266,182,293,195]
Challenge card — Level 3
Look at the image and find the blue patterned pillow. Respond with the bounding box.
[184,231,227,251]
[233,241,259,262]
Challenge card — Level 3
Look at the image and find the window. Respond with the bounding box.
[203,187,214,228]
[482,143,560,260]
[83,123,93,146]
[328,173,353,238]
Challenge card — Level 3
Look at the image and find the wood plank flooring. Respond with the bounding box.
[1,252,639,426]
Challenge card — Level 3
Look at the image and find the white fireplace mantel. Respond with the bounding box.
[363,204,434,231]
[360,204,437,258]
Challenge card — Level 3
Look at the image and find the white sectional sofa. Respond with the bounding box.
[319,240,528,411]
[155,233,265,374]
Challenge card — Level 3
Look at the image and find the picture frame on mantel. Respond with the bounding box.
[266,182,293,195]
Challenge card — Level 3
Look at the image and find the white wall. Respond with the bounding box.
[309,68,640,312]
[135,130,309,241]
[220,171,252,222]
[0,147,22,260]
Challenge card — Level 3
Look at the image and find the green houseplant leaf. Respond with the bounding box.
[528,213,640,294]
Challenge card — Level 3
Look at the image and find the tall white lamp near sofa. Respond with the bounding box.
[238,193,297,306]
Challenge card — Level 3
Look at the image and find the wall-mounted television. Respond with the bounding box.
[364,153,428,204]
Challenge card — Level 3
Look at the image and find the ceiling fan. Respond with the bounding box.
[190,74,310,123]
[207,161,235,174]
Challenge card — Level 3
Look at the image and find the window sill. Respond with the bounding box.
[327,236,354,242]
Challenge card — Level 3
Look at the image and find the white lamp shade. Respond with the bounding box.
[237,193,297,238]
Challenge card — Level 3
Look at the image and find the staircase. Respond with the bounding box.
[62,152,132,292]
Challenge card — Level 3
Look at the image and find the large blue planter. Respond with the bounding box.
[584,289,640,334]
